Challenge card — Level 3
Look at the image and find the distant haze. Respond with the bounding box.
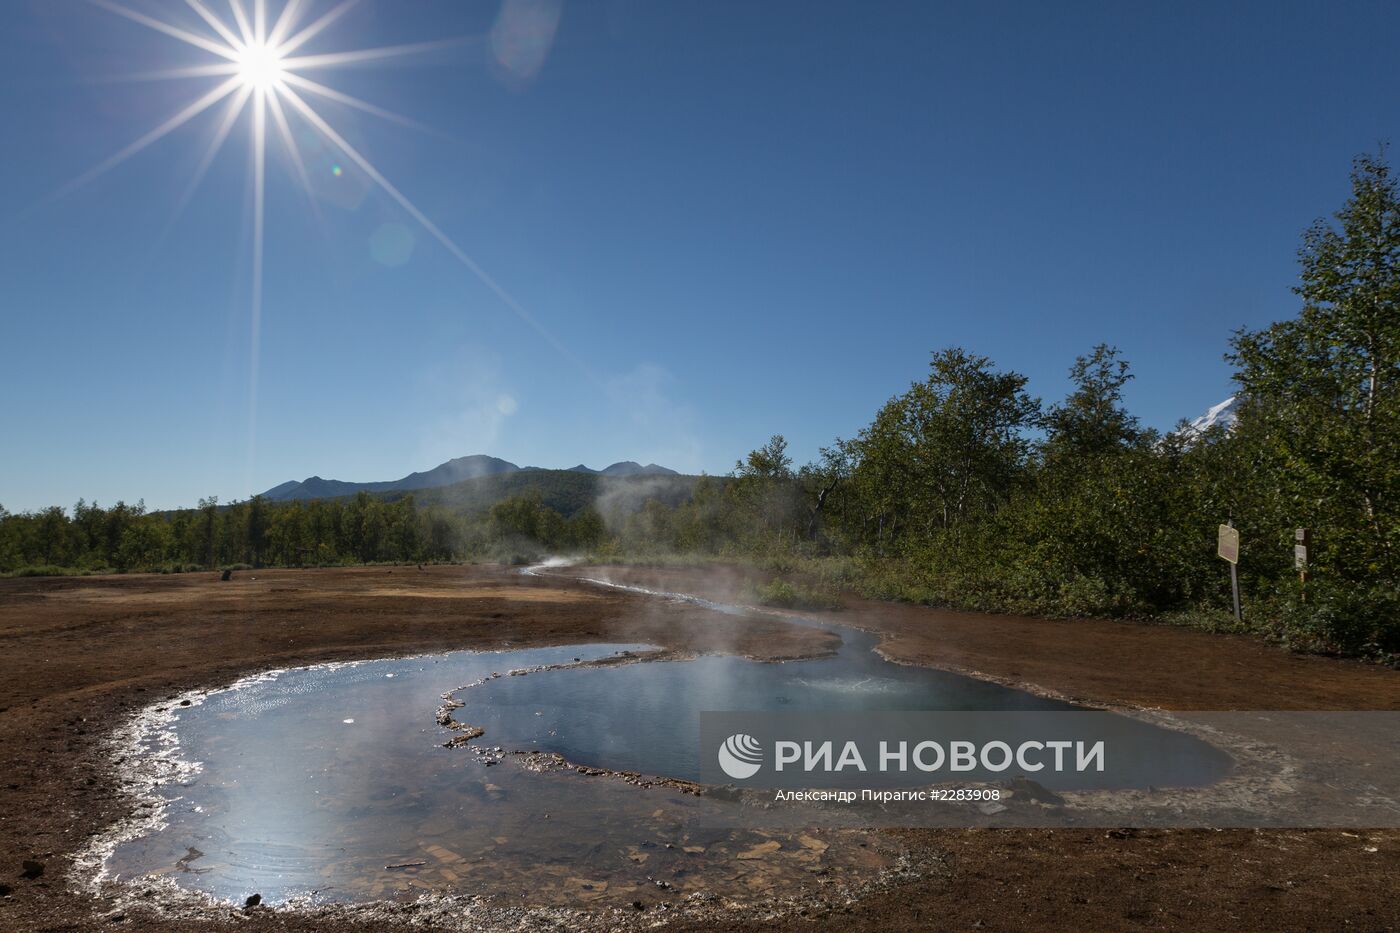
[261,456,678,503]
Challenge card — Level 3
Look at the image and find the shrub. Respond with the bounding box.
[748,578,843,611]
[1274,584,1400,660]
[9,565,81,578]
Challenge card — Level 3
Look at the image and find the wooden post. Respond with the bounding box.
[1229,560,1242,623]
[1294,528,1311,602]
[1218,522,1241,623]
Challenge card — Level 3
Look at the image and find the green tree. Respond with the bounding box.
[195,497,220,568]
[853,348,1041,543]
[115,522,167,572]
[736,435,793,480]
[1012,347,1173,613]
[732,435,805,545]
[798,440,855,542]
[1228,151,1400,583]
[1042,344,1141,462]
[245,495,269,567]
[566,506,606,550]
[36,506,72,566]
[490,492,544,542]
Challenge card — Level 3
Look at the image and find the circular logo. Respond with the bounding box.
[717,733,763,780]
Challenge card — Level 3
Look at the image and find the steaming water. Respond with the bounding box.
[483,572,1230,789]
[104,571,1231,908]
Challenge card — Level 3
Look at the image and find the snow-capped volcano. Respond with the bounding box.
[1185,396,1239,434]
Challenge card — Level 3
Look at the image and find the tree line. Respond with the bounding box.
[0,489,615,575]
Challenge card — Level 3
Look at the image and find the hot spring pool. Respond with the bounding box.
[101,577,1230,908]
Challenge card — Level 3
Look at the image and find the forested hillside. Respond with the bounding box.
[389,469,695,517]
[0,471,698,574]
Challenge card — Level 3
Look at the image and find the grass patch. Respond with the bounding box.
[3,564,112,578]
[746,577,843,611]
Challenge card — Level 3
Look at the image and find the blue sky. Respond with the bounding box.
[1,0,1396,512]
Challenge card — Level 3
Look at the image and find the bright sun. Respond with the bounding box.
[79,0,555,387]
[236,42,285,90]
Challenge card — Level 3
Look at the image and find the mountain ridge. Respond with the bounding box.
[261,456,679,502]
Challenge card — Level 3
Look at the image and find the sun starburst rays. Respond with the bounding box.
[55,75,243,199]
[75,0,585,491]
[227,0,255,46]
[81,0,455,211]
[277,0,359,57]
[92,0,241,60]
[184,0,243,49]
[265,0,304,48]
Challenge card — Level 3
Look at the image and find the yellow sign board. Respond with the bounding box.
[1217,524,1239,564]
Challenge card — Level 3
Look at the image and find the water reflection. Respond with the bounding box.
[457,612,1230,791]
[110,644,902,907]
[108,597,1229,908]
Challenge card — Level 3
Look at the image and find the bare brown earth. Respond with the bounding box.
[580,564,1400,711]
[1,563,1397,932]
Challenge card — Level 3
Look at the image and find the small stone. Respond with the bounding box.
[103,908,126,922]
[632,900,645,910]
[1006,777,1065,806]
[21,860,44,880]
[244,893,261,908]
[737,841,781,860]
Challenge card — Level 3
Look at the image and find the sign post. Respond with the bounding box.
[1217,523,1241,623]
[1294,527,1310,601]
